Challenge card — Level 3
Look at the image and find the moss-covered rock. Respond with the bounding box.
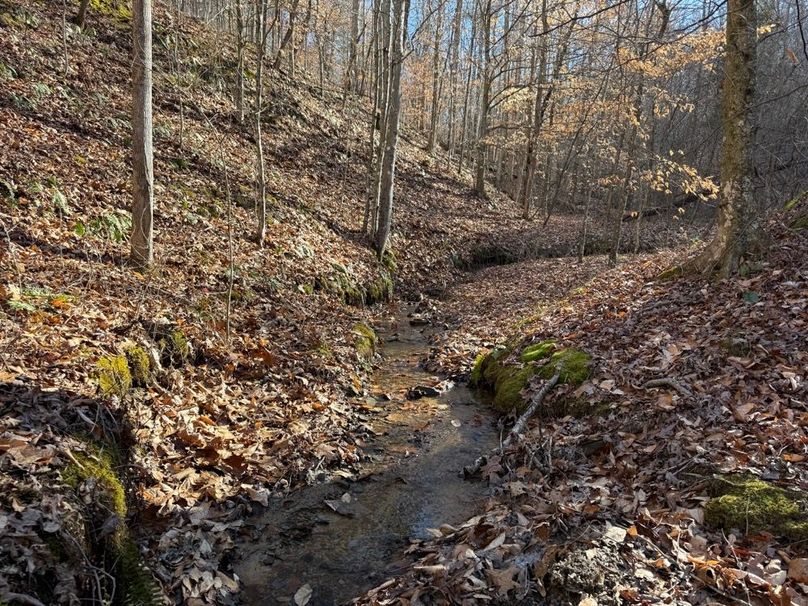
[538,348,591,384]
[705,474,808,540]
[471,343,591,413]
[316,269,393,307]
[521,340,556,363]
[492,364,540,411]
[96,354,132,397]
[469,352,487,386]
[353,322,377,361]
[125,346,152,387]
[366,274,394,305]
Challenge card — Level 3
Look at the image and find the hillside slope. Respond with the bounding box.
[0,1,720,604]
[0,1,532,602]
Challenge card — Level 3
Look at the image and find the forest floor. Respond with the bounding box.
[1,1,807,605]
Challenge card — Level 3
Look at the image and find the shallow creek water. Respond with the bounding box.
[234,310,500,605]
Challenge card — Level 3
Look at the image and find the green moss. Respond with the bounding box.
[381,250,398,273]
[480,346,510,385]
[159,330,191,367]
[537,348,591,385]
[469,353,486,386]
[472,344,590,413]
[97,354,132,397]
[63,449,126,518]
[492,364,539,412]
[521,340,556,363]
[316,269,393,307]
[63,447,162,605]
[125,346,151,387]
[89,0,132,19]
[790,214,808,230]
[353,322,377,361]
[365,274,393,305]
[705,474,808,540]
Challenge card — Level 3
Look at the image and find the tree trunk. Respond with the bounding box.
[445,0,463,167]
[75,0,91,27]
[687,0,759,276]
[235,0,245,123]
[427,0,444,154]
[375,0,407,257]
[473,0,492,197]
[255,0,268,246]
[131,0,154,269]
[346,0,361,92]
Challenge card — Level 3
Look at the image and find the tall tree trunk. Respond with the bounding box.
[375,0,407,257]
[273,0,300,70]
[346,0,361,92]
[131,0,154,269]
[255,0,268,246]
[427,0,444,154]
[235,0,245,123]
[687,0,758,276]
[75,0,91,27]
[445,0,463,167]
[473,0,492,197]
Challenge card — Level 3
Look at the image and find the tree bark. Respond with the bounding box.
[473,0,492,197]
[75,0,91,27]
[131,0,154,269]
[686,0,759,276]
[255,0,268,246]
[427,0,444,154]
[346,0,361,92]
[374,0,407,257]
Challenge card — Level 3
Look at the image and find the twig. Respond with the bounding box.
[464,366,562,478]
[642,377,692,398]
[504,366,563,448]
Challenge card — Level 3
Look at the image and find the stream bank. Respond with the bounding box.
[233,307,500,605]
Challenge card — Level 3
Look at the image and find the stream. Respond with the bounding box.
[234,308,500,605]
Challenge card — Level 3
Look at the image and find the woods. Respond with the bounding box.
[118,0,808,275]
[1,0,807,604]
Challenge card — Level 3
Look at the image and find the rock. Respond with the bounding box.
[408,316,430,326]
[406,385,441,399]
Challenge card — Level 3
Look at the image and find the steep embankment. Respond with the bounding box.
[0,1,538,603]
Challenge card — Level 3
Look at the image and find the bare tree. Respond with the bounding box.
[255,0,269,245]
[131,0,154,269]
[375,0,409,257]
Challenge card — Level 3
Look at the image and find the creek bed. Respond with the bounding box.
[234,309,499,605]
